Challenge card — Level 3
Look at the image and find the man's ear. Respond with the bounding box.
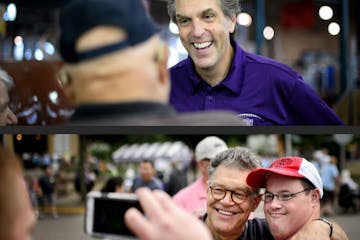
[312,189,321,203]
[251,194,262,211]
[228,15,237,34]
[58,68,76,103]
[157,45,169,86]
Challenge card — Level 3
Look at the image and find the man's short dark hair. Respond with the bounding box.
[141,159,154,167]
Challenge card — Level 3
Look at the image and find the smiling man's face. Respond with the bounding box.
[174,0,236,72]
[264,175,317,240]
[206,165,261,238]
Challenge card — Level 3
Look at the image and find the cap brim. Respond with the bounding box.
[246,168,304,188]
[196,146,228,162]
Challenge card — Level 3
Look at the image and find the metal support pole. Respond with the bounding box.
[340,0,349,94]
[79,135,87,203]
[255,0,265,55]
[285,134,293,156]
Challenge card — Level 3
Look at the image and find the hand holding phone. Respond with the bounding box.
[125,188,212,240]
[85,191,142,239]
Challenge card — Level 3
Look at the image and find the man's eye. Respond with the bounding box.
[233,192,246,199]
[264,193,273,199]
[280,193,292,200]
[213,188,224,193]
[204,14,215,20]
[177,18,189,25]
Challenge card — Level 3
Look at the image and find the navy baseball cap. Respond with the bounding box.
[59,0,160,63]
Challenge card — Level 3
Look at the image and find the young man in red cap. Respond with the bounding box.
[247,156,348,240]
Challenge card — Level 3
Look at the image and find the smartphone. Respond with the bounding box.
[85,191,142,239]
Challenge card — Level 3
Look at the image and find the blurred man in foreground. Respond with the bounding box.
[0,146,37,239]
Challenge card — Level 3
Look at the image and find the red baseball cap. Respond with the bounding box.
[246,156,323,197]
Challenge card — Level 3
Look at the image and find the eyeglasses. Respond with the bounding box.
[262,188,314,203]
[209,185,252,204]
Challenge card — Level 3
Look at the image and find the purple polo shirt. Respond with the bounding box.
[169,40,343,125]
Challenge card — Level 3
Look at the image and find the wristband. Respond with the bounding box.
[314,218,333,238]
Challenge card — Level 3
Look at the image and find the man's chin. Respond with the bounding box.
[212,218,237,232]
[193,60,215,71]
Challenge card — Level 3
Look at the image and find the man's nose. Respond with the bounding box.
[191,19,206,37]
[269,196,282,209]
[220,191,235,205]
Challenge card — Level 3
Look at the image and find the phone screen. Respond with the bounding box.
[92,197,142,237]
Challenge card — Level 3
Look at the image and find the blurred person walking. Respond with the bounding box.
[131,160,163,192]
[25,175,43,218]
[338,169,359,213]
[166,162,188,196]
[173,136,228,213]
[38,165,58,218]
[319,155,340,216]
[101,176,124,193]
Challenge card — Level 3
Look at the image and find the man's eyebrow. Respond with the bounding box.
[210,183,250,191]
[203,8,216,14]
[176,8,215,18]
[175,13,188,19]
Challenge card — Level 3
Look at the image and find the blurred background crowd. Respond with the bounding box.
[2,134,360,218]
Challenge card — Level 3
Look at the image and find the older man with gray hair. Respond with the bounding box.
[203,146,270,239]
[0,68,17,125]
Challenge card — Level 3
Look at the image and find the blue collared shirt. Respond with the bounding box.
[169,40,343,125]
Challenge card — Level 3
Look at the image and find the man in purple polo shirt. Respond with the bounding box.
[166,0,343,125]
[173,136,228,213]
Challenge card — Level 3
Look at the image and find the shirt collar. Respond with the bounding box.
[71,101,176,121]
[221,39,245,95]
[184,57,203,93]
[186,39,245,95]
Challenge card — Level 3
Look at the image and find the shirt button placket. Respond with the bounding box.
[205,95,215,109]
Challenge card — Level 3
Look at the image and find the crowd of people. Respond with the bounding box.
[1,134,357,239]
[313,149,360,215]
[85,136,355,240]
[123,139,349,240]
